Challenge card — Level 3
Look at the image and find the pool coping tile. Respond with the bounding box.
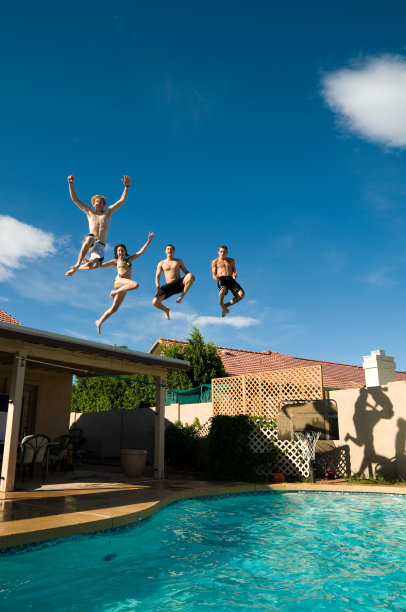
[1,479,406,551]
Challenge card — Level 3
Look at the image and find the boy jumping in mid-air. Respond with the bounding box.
[152,244,195,320]
[211,245,245,317]
[65,174,131,276]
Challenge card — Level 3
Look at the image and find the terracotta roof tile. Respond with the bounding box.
[0,309,22,325]
[149,338,406,390]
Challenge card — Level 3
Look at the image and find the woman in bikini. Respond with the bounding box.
[95,232,154,333]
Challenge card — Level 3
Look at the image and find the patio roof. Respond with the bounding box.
[0,322,191,377]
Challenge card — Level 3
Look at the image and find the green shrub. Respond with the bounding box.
[206,414,256,480]
[253,442,280,478]
[165,419,202,468]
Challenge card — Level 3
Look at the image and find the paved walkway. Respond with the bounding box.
[1,469,406,551]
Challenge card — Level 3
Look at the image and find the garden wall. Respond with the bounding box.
[69,402,212,463]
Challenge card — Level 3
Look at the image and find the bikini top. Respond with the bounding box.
[117,258,132,269]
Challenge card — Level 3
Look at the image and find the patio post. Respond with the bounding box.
[154,374,166,480]
[1,352,27,493]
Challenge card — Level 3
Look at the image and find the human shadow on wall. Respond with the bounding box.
[394,418,406,480]
[344,386,394,478]
[372,417,406,481]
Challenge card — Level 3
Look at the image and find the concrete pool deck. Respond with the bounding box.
[1,468,406,551]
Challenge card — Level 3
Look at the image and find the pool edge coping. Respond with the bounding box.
[1,481,406,551]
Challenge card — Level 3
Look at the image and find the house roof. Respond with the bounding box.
[0,309,22,325]
[149,338,406,390]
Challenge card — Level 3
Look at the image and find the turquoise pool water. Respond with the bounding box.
[1,492,406,611]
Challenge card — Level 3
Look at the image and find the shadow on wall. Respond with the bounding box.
[316,444,350,479]
[395,418,406,479]
[70,408,171,464]
[344,386,396,479]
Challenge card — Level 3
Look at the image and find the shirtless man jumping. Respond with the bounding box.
[152,244,195,320]
[65,174,131,276]
[211,245,245,317]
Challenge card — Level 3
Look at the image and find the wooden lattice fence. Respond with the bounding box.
[212,365,324,419]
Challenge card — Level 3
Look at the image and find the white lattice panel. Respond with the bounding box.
[249,427,309,478]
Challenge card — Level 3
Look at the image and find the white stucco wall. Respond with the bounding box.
[330,380,406,479]
[69,402,213,462]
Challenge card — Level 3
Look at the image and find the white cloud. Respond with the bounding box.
[0,265,14,282]
[193,315,260,329]
[0,215,56,281]
[322,54,406,148]
[164,311,260,329]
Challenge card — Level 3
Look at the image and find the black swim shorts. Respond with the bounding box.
[217,276,243,297]
[156,277,185,301]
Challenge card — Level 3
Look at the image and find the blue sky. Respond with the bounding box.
[2,0,406,369]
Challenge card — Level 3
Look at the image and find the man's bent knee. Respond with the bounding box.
[83,235,95,247]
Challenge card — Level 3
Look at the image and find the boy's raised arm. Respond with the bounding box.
[108,175,131,213]
[67,175,90,213]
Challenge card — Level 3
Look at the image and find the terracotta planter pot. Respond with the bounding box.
[121,449,147,477]
[272,472,285,483]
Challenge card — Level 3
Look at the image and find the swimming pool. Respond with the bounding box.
[1,491,406,611]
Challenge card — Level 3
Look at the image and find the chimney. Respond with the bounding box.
[362,350,396,387]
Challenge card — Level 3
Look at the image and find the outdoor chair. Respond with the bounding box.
[48,435,71,473]
[18,434,50,481]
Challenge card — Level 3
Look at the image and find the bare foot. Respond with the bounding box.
[164,307,170,320]
[110,290,118,298]
[95,320,102,334]
[176,293,185,304]
[65,265,79,277]
[222,307,230,317]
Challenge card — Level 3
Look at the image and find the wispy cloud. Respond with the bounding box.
[0,215,56,281]
[321,54,406,148]
[361,182,406,215]
[324,250,348,274]
[164,78,213,126]
[364,266,397,288]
